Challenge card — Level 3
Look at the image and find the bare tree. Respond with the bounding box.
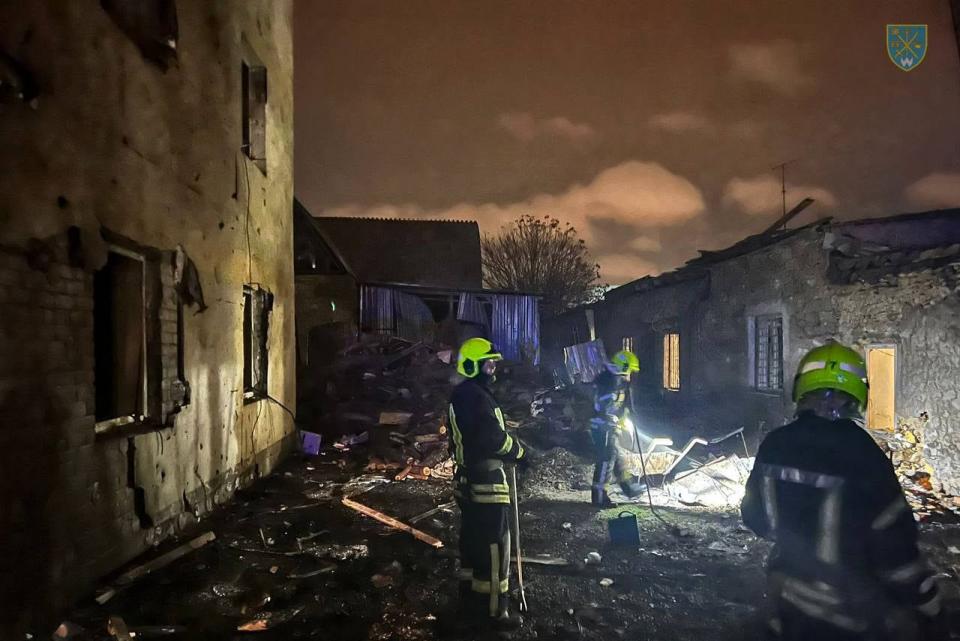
[482,215,603,316]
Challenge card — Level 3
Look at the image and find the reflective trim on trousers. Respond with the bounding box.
[489,543,500,617]
[471,577,509,594]
[780,584,868,633]
[471,483,510,494]
[471,493,511,504]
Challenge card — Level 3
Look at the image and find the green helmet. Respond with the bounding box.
[611,350,640,375]
[792,342,868,411]
[457,337,502,378]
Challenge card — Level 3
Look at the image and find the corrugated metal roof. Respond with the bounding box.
[297,207,483,290]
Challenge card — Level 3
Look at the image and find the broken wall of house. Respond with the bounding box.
[543,225,960,492]
[0,2,294,635]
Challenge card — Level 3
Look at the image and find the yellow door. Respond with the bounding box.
[866,347,896,431]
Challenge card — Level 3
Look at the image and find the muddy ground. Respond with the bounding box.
[56,427,960,641]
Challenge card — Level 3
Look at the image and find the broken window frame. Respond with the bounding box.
[94,245,150,433]
[754,315,784,393]
[662,332,680,392]
[241,41,268,175]
[243,285,273,402]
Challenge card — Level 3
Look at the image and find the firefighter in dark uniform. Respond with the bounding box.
[590,349,644,507]
[448,338,527,628]
[742,342,946,640]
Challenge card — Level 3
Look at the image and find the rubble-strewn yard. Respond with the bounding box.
[55,428,960,641]
[51,340,960,639]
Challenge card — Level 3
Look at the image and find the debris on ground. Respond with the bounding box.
[663,454,755,508]
[872,417,960,522]
[342,497,444,547]
[111,532,216,587]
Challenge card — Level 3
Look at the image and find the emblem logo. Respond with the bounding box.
[887,24,927,72]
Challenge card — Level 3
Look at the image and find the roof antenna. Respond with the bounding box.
[771,159,795,219]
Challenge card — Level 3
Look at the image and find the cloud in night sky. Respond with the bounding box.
[648,112,713,134]
[905,172,960,209]
[728,40,813,95]
[324,160,706,284]
[723,174,837,216]
[297,1,960,287]
[497,112,598,144]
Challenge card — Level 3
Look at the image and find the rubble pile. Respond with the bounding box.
[301,335,553,482]
[300,334,460,480]
[528,383,595,432]
[871,415,960,521]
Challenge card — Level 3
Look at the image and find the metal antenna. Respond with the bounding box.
[771,160,792,218]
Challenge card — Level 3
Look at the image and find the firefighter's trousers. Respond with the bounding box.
[454,461,512,618]
[590,420,643,504]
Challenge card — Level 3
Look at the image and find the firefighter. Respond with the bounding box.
[448,338,528,628]
[741,342,946,640]
[590,349,644,507]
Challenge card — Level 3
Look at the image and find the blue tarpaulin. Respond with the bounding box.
[361,285,540,363]
[492,294,540,364]
[563,339,608,383]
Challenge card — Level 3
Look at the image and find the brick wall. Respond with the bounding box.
[0,2,296,636]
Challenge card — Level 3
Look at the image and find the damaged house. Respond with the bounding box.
[542,209,960,493]
[293,200,540,364]
[0,2,294,635]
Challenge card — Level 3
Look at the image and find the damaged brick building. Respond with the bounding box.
[0,1,294,634]
[543,210,960,493]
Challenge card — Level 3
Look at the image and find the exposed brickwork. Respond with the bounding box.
[0,2,296,637]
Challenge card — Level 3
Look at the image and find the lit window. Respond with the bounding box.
[662,333,680,391]
[622,337,634,353]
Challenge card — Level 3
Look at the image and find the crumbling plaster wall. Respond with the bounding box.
[0,1,294,634]
[575,227,960,491]
[827,270,960,494]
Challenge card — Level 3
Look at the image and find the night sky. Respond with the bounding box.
[294,0,960,284]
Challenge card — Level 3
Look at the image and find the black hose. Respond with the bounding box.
[627,386,675,532]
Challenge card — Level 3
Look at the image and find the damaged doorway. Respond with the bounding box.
[866,345,896,431]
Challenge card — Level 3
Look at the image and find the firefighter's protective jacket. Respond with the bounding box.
[742,412,940,632]
[592,370,627,430]
[448,378,525,505]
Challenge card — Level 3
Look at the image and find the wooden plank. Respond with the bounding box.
[341,497,444,548]
[114,532,216,586]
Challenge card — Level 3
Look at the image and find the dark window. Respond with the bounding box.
[94,249,147,424]
[243,286,273,400]
[755,315,784,391]
[242,57,267,174]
